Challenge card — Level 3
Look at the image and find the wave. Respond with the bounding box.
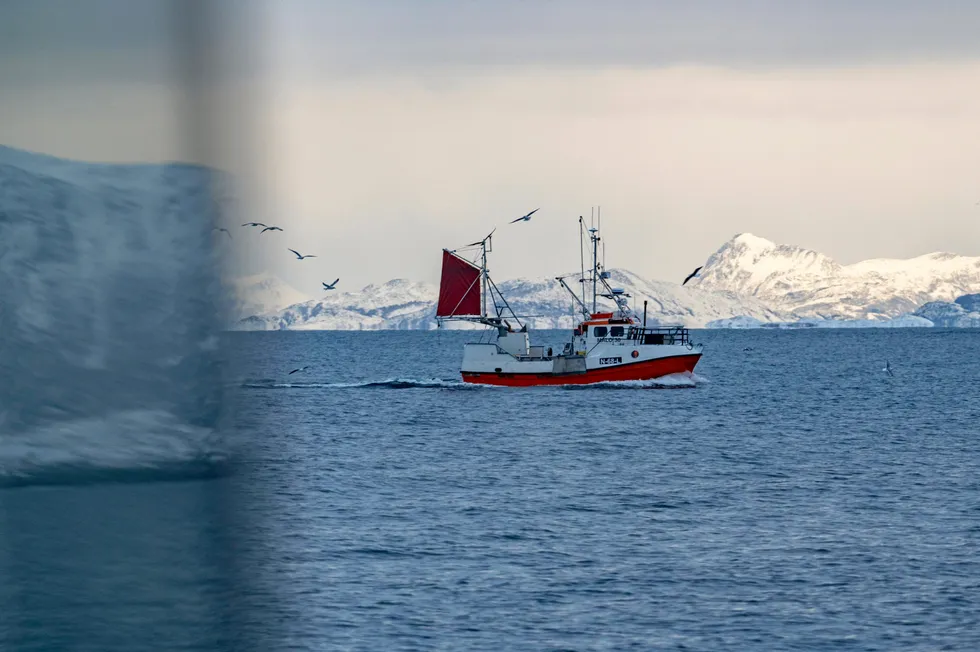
[559,372,707,390]
[240,372,709,391]
[240,377,481,390]
[0,410,230,489]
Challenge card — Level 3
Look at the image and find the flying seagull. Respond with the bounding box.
[241,222,267,228]
[212,227,231,239]
[288,365,311,375]
[884,361,894,377]
[682,266,703,286]
[510,208,539,224]
[322,279,340,290]
[289,248,317,260]
[261,226,283,233]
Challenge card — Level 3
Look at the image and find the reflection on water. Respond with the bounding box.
[0,480,246,651]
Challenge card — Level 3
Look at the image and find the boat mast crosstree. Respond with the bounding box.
[437,211,704,386]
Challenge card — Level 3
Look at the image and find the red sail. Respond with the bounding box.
[437,249,482,317]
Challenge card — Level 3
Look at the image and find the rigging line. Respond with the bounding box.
[486,275,523,329]
[489,275,503,319]
[480,324,493,344]
[586,337,607,357]
[556,276,590,320]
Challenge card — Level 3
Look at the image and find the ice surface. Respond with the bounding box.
[0,145,228,485]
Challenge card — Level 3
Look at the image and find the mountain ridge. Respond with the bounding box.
[233,232,980,330]
[690,232,980,320]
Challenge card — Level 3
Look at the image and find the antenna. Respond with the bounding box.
[599,205,605,270]
[590,207,595,313]
[579,216,587,312]
[482,235,487,319]
[589,222,600,313]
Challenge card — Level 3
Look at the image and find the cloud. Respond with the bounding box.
[245,63,980,291]
[3,1,979,292]
[271,0,980,75]
[0,0,260,87]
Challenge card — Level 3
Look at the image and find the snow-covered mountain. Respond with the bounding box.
[228,272,310,320]
[493,270,782,329]
[913,294,980,328]
[234,270,783,330]
[237,279,440,330]
[691,233,980,320]
[234,233,980,331]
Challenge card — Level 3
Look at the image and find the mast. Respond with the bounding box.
[579,216,587,312]
[481,235,488,319]
[438,226,528,331]
[599,205,605,270]
[591,223,600,313]
[560,209,630,322]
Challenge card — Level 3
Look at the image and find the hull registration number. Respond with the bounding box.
[599,357,622,365]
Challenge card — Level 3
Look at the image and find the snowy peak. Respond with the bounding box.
[229,273,310,319]
[693,233,980,320]
[729,232,778,251]
[694,233,841,299]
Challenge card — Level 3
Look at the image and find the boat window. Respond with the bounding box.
[609,326,624,337]
[593,326,608,338]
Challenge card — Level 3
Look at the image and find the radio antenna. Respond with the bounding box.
[598,205,605,270]
[579,216,587,312]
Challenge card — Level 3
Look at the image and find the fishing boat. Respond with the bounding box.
[436,214,703,386]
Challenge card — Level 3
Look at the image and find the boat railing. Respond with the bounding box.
[624,326,691,346]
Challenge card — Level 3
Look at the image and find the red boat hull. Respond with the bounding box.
[461,353,701,387]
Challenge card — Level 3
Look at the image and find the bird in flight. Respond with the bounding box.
[261,226,283,233]
[322,279,340,290]
[241,222,267,228]
[682,266,703,286]
[212,227,231,239]
[289,248,317,260]
[509,208,539,224]
[288,365,311,375]
[884,361,894,377]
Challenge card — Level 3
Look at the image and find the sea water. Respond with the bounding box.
[3,328,980,650]
[225,329,980,650]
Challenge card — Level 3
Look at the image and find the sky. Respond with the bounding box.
[2,0,980,293]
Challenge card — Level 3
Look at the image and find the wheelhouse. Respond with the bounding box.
[573,313,691,347]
